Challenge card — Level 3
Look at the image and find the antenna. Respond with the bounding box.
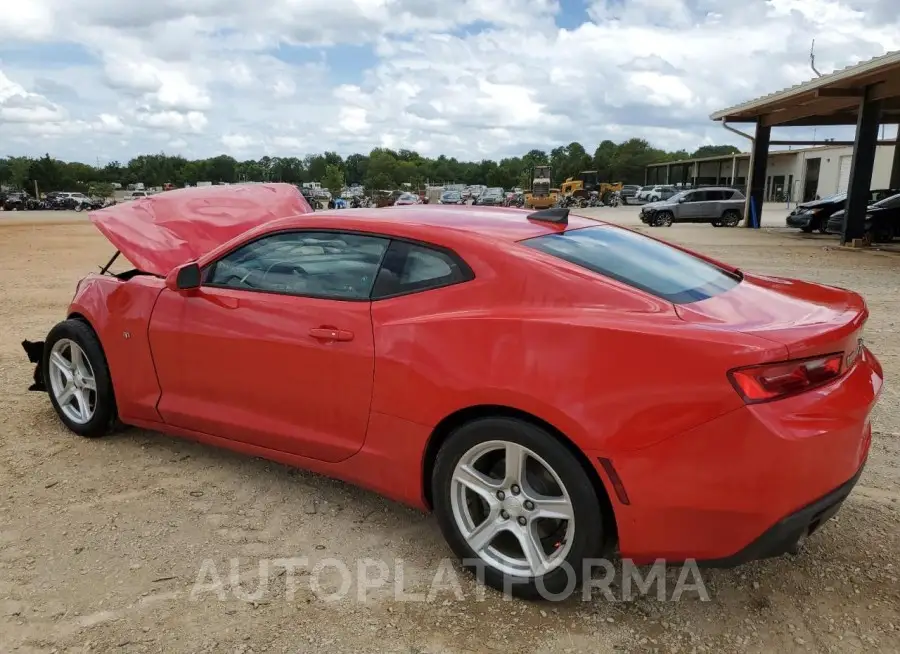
[810,39,822,77]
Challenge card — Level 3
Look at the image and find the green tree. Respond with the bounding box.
[692,145,741,159]
[0,139,738,196]
[27,154,65,194]
[322,164,345,199]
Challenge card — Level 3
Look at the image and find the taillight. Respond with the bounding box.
[728,353,844,404]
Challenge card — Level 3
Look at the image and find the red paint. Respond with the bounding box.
[64,198,882,561]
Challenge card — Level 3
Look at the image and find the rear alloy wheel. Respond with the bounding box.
[655,211,674,227]
[433,418,606,599]
[722,210,741,227]
[44,319,117,438]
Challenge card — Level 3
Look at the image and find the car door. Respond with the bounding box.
[674,191,700,220]
[681,190,713,221]
[148,230,390,463]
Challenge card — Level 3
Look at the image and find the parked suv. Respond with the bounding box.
[640,187,745,227]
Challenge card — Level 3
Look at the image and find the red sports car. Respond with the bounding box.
[23,183,882,599]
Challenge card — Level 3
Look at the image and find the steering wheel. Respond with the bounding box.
[260,261,309,288]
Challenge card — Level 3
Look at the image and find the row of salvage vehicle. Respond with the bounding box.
[786,188,900,243]
[0,190,117,211]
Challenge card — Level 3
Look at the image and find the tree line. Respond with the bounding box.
[0,141,740,197]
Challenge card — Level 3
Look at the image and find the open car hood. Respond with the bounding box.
[88,183,312,276]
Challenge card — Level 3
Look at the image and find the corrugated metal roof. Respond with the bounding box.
[710,50,900,121]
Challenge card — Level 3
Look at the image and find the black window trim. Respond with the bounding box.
[200,227,475,303]
[370,239,474,301]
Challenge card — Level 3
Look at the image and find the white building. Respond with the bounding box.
[645,144,899,203]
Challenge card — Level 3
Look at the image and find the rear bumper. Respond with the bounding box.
[603,347,882,565]
[697,457,865,567]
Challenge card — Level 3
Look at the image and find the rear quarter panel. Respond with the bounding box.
[69,274,165,422]
[370,240,786,454]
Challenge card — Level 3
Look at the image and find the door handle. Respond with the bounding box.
[309,327,354,342]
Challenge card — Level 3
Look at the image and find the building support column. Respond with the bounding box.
[843,88,883,244]
[730,155,737,187]
[665,164,671,184]
[745,121,770,227]
[889,131,900,189]
[716,159,723,185]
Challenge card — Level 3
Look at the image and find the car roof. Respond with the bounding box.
[267,205,603,243]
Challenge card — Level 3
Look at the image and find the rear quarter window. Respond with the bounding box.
[522,226,740,304]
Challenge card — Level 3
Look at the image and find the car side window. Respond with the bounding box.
[203,231,389,300]
[682,191,698,202]
[371,241,473,299]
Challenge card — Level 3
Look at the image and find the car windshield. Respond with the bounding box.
[522,225,740,304]
[442,192,460,200]
[399,193,416,201]
[484,188,503,197]
[872,192,900,208]
[667,192,686,202]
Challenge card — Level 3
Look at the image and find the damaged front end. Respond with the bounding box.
[22,339,46,392]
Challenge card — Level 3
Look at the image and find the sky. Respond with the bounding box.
[0,0,898,164]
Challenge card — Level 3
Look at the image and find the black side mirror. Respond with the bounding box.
[169,262,201,291]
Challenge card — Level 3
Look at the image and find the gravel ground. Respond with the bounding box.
[1,208,898,654]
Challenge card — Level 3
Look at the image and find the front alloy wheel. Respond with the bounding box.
[48,338,97,424]
[43,318,117,437]
[433,418,608,599]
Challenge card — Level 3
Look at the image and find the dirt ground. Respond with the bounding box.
[1,208,898,654]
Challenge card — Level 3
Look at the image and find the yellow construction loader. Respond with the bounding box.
[524,166,558,209]
[560,171,623,204]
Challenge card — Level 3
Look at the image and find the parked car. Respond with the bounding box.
[22,185,882,599]
[439,191,465,205]
[394,192,420,206]
[476,187,505,206]
[620,185,642,204]
[826,192,900,243]
[635,185,675,203]
[786,189,900,233]
[640,187,745,227]
[2,191,30,211]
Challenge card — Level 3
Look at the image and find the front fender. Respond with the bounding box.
[68,274,167,423]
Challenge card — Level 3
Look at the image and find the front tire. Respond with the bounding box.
[43,319,117,438]
[655,211,674,227]
[432,417,607,600]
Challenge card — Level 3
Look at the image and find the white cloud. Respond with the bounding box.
[0,0,898,163]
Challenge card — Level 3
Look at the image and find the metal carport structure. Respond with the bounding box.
[710,50,900,243]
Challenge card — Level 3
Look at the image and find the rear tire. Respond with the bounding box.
[432,417,607,600]
[43,319,117,438]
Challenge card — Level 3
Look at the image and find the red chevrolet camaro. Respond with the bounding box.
[24,183,882,598]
